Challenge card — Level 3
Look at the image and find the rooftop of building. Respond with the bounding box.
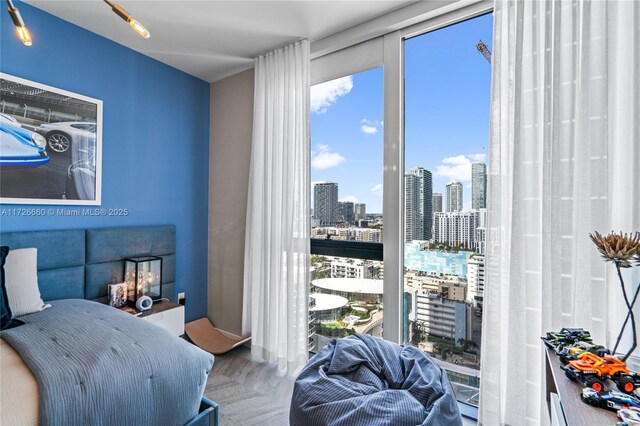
[312,277,384,295]
[309,293,349,311]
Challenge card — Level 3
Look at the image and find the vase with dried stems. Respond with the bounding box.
[590,231,640,361]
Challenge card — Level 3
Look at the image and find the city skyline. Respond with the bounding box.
[312,159,486,224]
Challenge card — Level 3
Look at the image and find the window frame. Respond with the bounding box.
[382,0,493,346]
[309,2,493,419]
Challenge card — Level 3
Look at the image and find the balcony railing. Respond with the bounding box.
[311,239,383,260]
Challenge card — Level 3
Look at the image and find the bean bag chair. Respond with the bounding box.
[290,334,462,426]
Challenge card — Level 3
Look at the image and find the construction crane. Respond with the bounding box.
[476,40,491,64]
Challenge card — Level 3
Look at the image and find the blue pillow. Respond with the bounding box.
[1,246,24,330]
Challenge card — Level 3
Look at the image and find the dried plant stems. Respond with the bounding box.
[613,260,637,361]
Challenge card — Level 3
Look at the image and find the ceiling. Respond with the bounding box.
[25,1,415,82]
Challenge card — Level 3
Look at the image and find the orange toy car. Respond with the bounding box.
[562,352,636,393]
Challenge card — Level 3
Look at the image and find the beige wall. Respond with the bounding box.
[208,68,254,335]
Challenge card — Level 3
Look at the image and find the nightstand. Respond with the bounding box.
[138,300,185,336]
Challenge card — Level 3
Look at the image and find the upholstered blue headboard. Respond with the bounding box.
[0,225,176,303]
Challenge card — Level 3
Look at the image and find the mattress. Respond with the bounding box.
[0,337,39,425]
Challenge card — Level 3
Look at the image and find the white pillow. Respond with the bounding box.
[4,248,50,317]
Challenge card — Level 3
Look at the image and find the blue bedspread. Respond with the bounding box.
[1,299,214,426]
[290,334,462,426]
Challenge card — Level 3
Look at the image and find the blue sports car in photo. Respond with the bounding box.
[0,113,50,167]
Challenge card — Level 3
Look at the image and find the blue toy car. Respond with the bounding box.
[0,113,49,167]
[581,388,640,412]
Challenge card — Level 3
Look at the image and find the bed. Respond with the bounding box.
[0,225,217,426]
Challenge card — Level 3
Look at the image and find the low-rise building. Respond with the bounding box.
[353,228,382,242]
[404,272,466,296]
[310,226,382,242]
[439,281,467,302]
[414,292,468,343]
[331,258,380,279]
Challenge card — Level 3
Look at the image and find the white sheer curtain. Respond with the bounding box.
[242,39,310,376]
[480,1,639,425]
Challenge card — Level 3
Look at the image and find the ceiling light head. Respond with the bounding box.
[103,0,150,39]
[6,0,32,46]
[128,17,150,39]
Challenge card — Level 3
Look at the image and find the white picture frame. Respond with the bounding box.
[0,73,103,205]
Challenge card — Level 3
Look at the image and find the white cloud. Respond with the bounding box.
[434,154,487,182]
[311,76,353,114]
[469,153,487,162]
[340,195,358,203]
[360,118,382,135]
[371,183,383,197]
[361,125,378,134]
[311,145,345,170]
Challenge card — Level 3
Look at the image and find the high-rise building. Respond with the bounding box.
[475,208,487,255]
[431,193,443,239]
[338,201,355,224]
[467,255,485,306]
[404,167,433,241]
[432,193,443,213]
[446,181,463,212]
[354,203,366,222]
[314,183,338,226]
[434,210,478,249]
[405,175,419,242]
[472,163,487,210]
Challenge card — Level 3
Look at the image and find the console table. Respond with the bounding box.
[545,347,617,425]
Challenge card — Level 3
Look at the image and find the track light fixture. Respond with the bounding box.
[103,0,150,39]
[6,0,31,46]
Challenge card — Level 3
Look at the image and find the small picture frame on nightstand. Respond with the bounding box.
[108,283,128,308]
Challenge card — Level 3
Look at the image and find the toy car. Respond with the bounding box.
[541,327,592,349]
[556,341,610,364]
[563,352,637,393]
[581,388,640,412]
[618,407,640,426]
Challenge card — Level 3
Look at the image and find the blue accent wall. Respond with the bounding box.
[0,3,210,321]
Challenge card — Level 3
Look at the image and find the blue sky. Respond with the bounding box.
[311,13,493,214]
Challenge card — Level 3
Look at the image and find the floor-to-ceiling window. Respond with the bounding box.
[402,13,493,408]
[309,67,384,352]
[308,2,493,417]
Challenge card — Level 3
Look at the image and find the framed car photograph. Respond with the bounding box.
[0,73,102,205]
